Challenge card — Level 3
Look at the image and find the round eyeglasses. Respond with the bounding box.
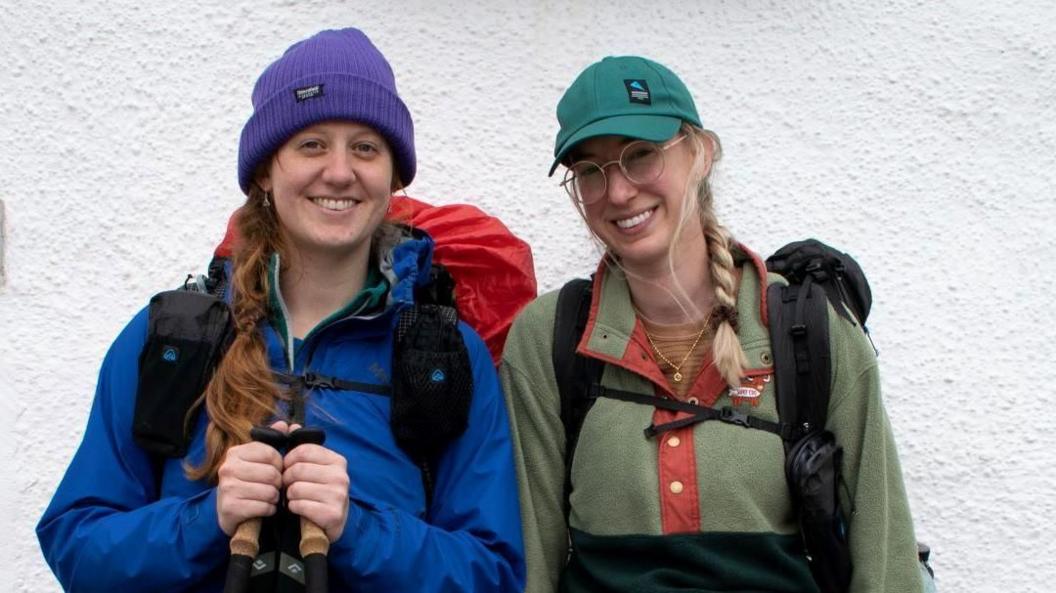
[560,134,688,204]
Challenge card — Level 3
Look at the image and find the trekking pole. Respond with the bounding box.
[222,518,262,593]
[287,426,329,593]
[222,426,288,593]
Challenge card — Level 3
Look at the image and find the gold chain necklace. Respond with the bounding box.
[644,326,708,383]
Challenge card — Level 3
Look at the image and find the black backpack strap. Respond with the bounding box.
[767,276,833,450]
[180,255,230,298]
[391,302,473,510]
[767,260,852,592]
[204,255,229,299]
[552,278,603,519]
[136,260,235,491]
[135,282,234,460]
[414,263,457,309]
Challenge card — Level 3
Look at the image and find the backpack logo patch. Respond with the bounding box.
[729,374,770,407]
[161,346,179,363]
[369,361,389,383]
[430,369,446,383]
[624,79,651,104]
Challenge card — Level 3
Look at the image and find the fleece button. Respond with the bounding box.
[669,481,684,494]
[667,436,681,448]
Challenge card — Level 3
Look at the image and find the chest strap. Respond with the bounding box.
[273,371,392,396]
[590,385,801,441]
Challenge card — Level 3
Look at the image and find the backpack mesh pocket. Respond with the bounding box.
[391,305,473,462]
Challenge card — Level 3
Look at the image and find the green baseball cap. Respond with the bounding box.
[549,55,702,176]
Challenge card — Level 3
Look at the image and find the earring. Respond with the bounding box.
[262,191,271,208]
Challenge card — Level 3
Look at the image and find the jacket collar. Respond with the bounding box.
[264,226,436,369]
[577,244,772,401]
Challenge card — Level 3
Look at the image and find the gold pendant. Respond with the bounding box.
[673,371,683,383]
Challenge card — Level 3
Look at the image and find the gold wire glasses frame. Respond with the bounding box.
[560,134,688,204]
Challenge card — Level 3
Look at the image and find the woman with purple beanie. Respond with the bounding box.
[37,28,525,593]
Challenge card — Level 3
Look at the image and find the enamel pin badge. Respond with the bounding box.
[729,374,771,407]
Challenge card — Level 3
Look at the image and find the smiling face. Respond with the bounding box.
[257,120,395,262]
[570,133,710,272]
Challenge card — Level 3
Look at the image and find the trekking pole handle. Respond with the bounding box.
[288,426,330,593]
[230,517,263,557]
[301,517,330,593]
[236,426,288,560]
[222,517,262,593]
[222,425,288,593]
[300,517,329,556]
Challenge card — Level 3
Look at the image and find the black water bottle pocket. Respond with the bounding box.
[786,430,852,593]
[390,305,474,462]
[134,290,233,458]
[391,347,473,460]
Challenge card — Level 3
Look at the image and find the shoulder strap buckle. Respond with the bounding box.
[301,372,334,390]
[718,406,751,428]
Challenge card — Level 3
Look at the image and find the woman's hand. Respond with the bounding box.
[283,425,351,542]
[215,420,288,536]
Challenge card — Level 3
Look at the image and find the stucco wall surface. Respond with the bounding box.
[2,1,1054,591]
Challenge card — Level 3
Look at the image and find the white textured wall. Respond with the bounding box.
[3,1,1054,591]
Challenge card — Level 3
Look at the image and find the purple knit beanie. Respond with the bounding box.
[237,28,415,194]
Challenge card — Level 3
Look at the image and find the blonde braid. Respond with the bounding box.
[678,124,748,387]
[702,218,748,387]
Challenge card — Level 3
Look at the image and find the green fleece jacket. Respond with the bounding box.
[500,252,922,593]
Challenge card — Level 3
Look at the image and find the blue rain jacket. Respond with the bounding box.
[37,233,526,592]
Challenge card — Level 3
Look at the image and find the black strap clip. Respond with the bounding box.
[302,372,334,390]
[804,258,830,282]
[719,406,751,428]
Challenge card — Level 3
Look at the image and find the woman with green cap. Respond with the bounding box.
[500,55,924,593]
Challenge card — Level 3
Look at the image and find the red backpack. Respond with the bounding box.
[212,195,537,364]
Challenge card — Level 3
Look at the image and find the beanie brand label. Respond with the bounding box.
[624,79,651,104]
[294,84,325,102]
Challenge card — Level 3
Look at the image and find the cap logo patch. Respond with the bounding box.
[294,84,324,102]
[624,79,651,104]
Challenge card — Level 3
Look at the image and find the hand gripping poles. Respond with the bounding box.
[223,426,330,593]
